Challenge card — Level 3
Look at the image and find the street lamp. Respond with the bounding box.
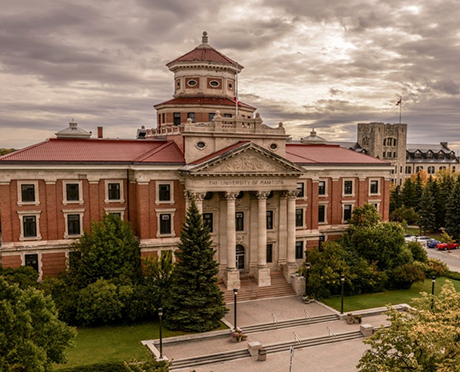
[305,262,311,296]
[158,307,163,359]
[340,274,345,314]
[431,276,436,310]
[233,288,238,330]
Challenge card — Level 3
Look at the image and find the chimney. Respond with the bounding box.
[97,126,103,139]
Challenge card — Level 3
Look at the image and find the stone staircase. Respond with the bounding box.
[169,330,363,371]
[219,271,296,304]
[241,313,340,334]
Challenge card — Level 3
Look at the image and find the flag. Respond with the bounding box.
[396,97,402,106]
[234,96,241,106]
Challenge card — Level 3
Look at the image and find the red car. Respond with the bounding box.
[436,242,459,250]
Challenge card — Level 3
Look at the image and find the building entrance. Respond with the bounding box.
[236,244,245,270]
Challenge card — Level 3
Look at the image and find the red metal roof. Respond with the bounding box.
[167,47,243,69]
[0,138,185,164]
[154,96,256,110]
[286,144,390,165]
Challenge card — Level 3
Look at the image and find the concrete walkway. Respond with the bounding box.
[145,296,392,372]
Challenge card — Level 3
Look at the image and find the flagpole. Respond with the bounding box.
[235,62,239,117]
[399,100,402,124]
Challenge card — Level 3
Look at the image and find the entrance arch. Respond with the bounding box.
[236,244,245,270]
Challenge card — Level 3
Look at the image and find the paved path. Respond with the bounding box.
[153,296,391,372]
[426,246,460,272]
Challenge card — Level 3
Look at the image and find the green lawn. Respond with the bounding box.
[406,227,442,240]
[322,277,460,313]
[55,321,227,370]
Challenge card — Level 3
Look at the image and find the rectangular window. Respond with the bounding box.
[295,209,304,227]
[344,180,353,195]
[187,112,195,123]
[235,212,244,231]
[266,244,273,263]
[25,254,39,272]
[266,211,273,230]
[296,182,304,197]
[343,205,352,222]
[23,216,37,237]
[370,180,379,194]
[67,214,81,235]
[173,112,181,126]
[318,205,325,223]
[21,184,35,202]
[223,113,232,118]
[318,181,326,195]
[110,212,122,219]
[108,183,121,200]
[66,183,80,201]
[158,184,171,201]
[203,213,213,233]
[405,166,412,174]
[208,113,215,121]
[295,241,304,259]
[159,214,172,235]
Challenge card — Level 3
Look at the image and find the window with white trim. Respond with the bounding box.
[156,209,176,237]
[159,214,171,235]
[295,209,304,228]
[18,210,41,241]
[17,181,39,206]
[295,241,304,259]
[343,204,353,222]
[105,181,124,203]
[104,208,125,220]
[63,210,84,238]
[236,212,244,231]
[318,180,326,196]
[25,254,39,272]
[318,204,327,224]
[369,179,379,195]
[156,182,174,204]
[296,182,305,198]
[63,180,83,204]
[343,180,354,196]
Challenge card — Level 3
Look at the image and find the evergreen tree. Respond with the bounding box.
[445,177,460,240]
[401,178,417,209]
[437,172,454,229]
[389,185,403,214]
[418,183,437,233]
[164,200,225,332]
[414,172,424,211]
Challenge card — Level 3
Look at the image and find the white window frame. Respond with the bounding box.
[296,182,306,200]
[18,210,42,241]
[342,179,355,197]
[369,200,381,212]
[22,252,43,281]
[63,180,83,205]
[368,179,380,196]
[105,180,125,203]
[156,181,174,205]
[63,209,85,239]
[295,207,307,229]
[156,208,176,237]
[104,207,126,220]
[318,203,328,225]
[318,180,328,197]
[341,202,355,224]
[17,181,40,206]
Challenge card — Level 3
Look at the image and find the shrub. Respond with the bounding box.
[407,241,428,262]
[387,263,425,289]
[0,265,39,289]
[76,279,125,327]
[445,271,460,281]
[426,258,449,277]
[390,206,419,224]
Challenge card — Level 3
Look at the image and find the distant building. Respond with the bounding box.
[0,32,392,290]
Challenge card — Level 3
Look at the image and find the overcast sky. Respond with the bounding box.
[1,0,459,151]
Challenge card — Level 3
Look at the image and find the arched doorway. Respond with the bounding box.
[236,244,245,270]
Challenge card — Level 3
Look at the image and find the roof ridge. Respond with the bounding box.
[134,142,173,162]
[0,139,50,161]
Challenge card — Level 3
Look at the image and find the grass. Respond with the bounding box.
[55,321,228,370]
[322,277,460,313]
[406,227,443,240]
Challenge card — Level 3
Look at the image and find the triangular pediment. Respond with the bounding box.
[182,143,303,176]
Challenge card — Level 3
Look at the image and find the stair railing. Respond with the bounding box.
[327,326,336,338]
[272,313,279,328]
[304,309,312,320]
[293,332,301,344]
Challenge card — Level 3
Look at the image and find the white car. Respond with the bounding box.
[404,235,416,243]
[414,236,431,247]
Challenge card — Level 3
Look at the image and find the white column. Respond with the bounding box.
[278,192,288,264]
[284,189,298,280]
[183,190,191,211]
[193,192,205,214]
[225,192,240,289]
[256,191,268,267]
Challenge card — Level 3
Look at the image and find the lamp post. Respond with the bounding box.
[340,274,345,314]
[305,262,311,296]
[158,307,163,359]
[233,288,238,330]
[431,276,436,310]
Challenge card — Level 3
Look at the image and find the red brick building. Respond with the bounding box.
[0,32,392,288]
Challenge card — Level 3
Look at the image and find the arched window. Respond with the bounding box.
[362,137,369,146]
[427,166,435,174]
[416,166,423,173]
[405,166,412,174]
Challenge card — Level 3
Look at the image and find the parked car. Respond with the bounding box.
[404,235,416,243]
[436,242,459,250]
[427,239,441,248]
[415,236,431,247]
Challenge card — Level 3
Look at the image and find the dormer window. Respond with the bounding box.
[437,152,445,160]
[414,151,422,159]
[426,151,433,159]
[209,80,220,87]
[187,79,197,87]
